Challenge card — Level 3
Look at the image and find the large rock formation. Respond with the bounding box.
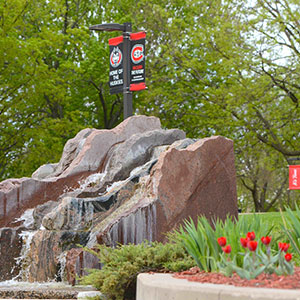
[0,116,161,228]
[0,115,238,283]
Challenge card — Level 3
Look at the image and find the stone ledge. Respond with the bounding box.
[136,273,300,300]
[0,283,97,300]
[77,291,103,299]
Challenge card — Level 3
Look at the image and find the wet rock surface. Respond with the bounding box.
[0,115,238,284]
[99,128,185,184]
[0,226,24,281]
[33,201,59,229]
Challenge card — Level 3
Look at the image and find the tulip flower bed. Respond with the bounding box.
[173,266,300,289]
[216,232,293,279]
[173,213,300,289]
[174,230,299,289]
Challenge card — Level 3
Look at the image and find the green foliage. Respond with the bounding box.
[281,205,300,260]
[241,212,286,240]
[174,214,294,280]
[0,0,123,180]
[174,215,273,271]
[135,0,300,212]
[174,216,221,272]
[80,242,194,300]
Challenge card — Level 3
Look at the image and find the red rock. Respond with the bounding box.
[66,248,84,285]
[55,115,161,178]
[94,136,238,245]
[0,226,24,280]
[149,136,238,241]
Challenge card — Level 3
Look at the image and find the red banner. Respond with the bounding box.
[289,165,300,190]
[129,32,146,90]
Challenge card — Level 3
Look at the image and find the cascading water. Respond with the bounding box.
[13,209,35,229]
[108,203,157,246]
[56,252,67,282]
[77,173,106,191]
[9,165,156,284]
[16,230,39,281]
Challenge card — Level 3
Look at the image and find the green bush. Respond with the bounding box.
[80,241,195,300]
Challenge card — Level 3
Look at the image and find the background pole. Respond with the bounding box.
[123,22,133,119]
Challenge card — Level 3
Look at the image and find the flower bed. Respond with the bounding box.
[215,232,294,279]
[173,266,300,289]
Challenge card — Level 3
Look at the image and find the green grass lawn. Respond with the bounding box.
[239,211,290,239]
[239,209,300,264]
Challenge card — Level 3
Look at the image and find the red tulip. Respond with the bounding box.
[246,231,255,241]
[240,237,248,248]
[261,236,272,246]
[278,242,290,252]
[247,240,258,251]
[285,253,292,262]
[217,237,227,247]
[222,245,232,254]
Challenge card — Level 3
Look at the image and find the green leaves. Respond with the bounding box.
[0,0,124,180]
[217,234,294,279]
[281,206,300,259]
[81,242,194,299]
[135,0,300,212]
[176,217,220,272]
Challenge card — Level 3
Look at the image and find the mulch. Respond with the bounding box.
[173,266,300,289]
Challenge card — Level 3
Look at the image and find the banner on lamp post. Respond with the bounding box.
[129,31,146,91]
[109,36,124,94]
[108,31,146,94]
[289,165,300,190]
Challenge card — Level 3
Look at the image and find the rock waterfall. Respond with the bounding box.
[0,115,238,284]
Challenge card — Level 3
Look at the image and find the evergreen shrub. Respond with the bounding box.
[80,241,195,300]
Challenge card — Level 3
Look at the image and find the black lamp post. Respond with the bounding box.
[89,22,133,120]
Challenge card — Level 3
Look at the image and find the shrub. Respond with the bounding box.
[80,241,195,300]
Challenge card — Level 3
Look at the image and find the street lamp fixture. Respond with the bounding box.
[89,22,133,120]
[89,23,128,32]
[287,158,300,162]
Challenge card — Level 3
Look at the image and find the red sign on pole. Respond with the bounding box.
[129,31,146,92]
[289,165,300,190]
[108,31,146,95]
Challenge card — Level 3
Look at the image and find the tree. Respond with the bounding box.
[132,0,300,211]
[0,0,125,180]
[236,141,289,212]
[1,0,299,212]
